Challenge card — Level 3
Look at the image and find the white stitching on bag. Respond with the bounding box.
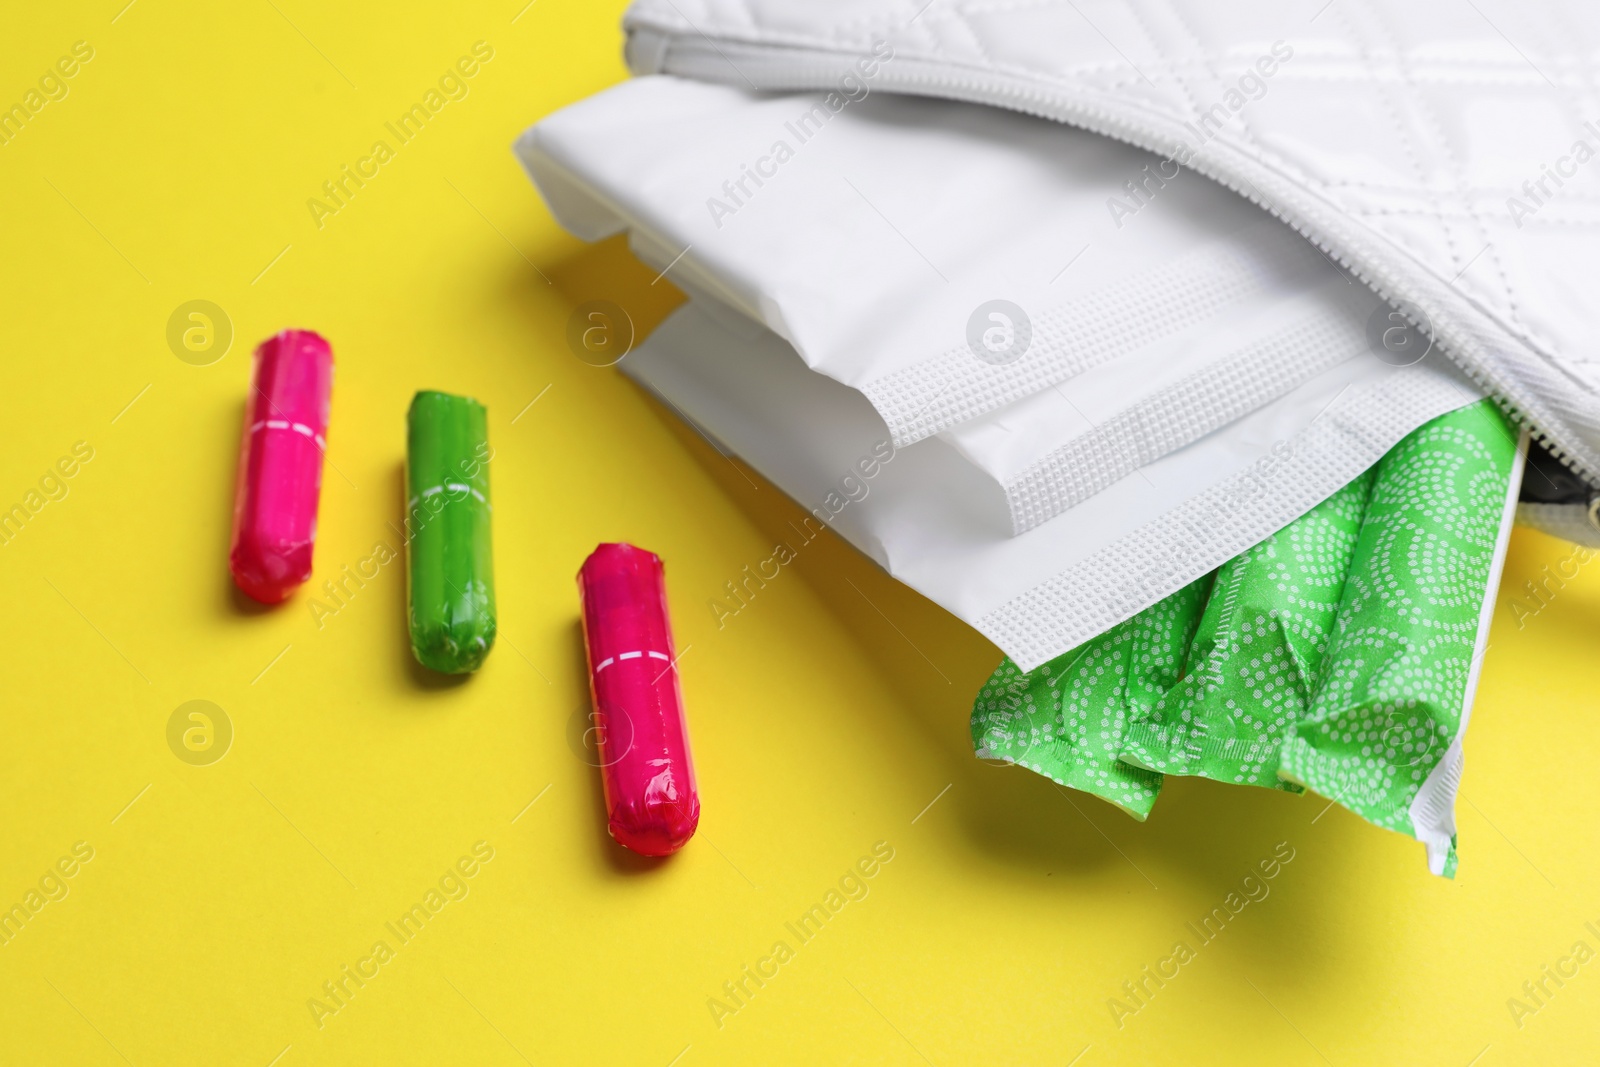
[1144,0,1269,158]
[1359,0,1528,343]
[1328,2,1473,282]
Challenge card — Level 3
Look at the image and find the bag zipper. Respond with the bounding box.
[627,23,1600,519]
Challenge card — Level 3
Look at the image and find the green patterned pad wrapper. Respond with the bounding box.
[971,575,1212,820]
[1119,472,1373,791]
[971,400,1521,876]
[1279,400,1521,877]
[406,391,496,674]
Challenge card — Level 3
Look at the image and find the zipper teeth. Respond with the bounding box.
[642,29,1599,492]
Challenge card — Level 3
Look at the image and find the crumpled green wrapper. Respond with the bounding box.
[971,575,1212,819]
[972,400,1522,876]
[1278,400,1521,876]
[1118,471,1373,791]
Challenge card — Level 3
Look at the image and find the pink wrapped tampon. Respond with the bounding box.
[228,330,334,604]
[577,543,699,856]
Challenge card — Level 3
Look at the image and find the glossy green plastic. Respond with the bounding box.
[406,391,495,673]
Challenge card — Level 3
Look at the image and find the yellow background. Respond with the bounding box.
[2,1,1598,1063]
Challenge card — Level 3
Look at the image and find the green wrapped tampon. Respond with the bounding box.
[971,573,1212,819]
[406,390,496,673]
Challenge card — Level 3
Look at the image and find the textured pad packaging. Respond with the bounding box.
[627,303,1478,671]
[1118,471,1374,791]
[406,391,497,674]
[971,575,1212,819]
[1279,400,1523,877]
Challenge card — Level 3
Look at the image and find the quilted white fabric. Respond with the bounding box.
[624,0,1600,501]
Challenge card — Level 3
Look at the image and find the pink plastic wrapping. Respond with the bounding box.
[577,543,699,856]
[228,330,333,604]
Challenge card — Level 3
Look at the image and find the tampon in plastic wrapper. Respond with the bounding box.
[406,390,496,673]
[577,543,699,856]
[229,330,333,603]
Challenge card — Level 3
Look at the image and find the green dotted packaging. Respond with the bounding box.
[406,390,497,674]
[971,399,1523,876]
[971,574,1212,820]
[1279,400,1523,876]
[1118,471,1373,791]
